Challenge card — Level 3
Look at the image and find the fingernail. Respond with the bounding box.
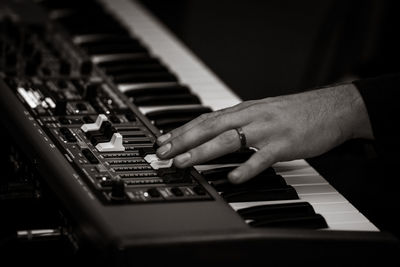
[157,143,171,156]
[157,133,171,144]
[174,152,191,165]
[229,170,242,183]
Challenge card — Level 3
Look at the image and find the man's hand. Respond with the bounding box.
[156,84,373,184]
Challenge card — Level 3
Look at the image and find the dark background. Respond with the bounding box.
[139,0,400,99]
[139,0,400,237]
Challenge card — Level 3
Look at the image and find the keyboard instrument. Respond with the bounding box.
[0,0,398,265]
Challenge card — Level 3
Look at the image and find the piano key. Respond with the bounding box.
[292,184,337,195]
[237,202,316,220]
[203,149,255,164]
[113,72,178,84]
[124,84,191,98]
[92,54,152,65]
[283,174,328,185]
[151,117,193,132]
[249,213,328,229]
[222,186,299,202]
[230,195,346,211]
[75,34,140,45]
[81,41,148,55]
[146,106,212,131]
[150,109,209,128]
[96,55,161,68]
[131,93,202,106]
[103,63,168,76]
[146,105,212,120]
[209,174,286,192]
[139,104,206,115]
[238,202,328,229]
[201,166,276,181]
[203,162,378,230]
[322,212,370,225]
[328,222,379,231]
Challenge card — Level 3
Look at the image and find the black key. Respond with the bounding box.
[221,186,299,202]
[82,42,148,55]
[249,213,328,229]
[113,72,178,84]
[152,117,194,131]
[78,35,140,46]
[210,174,286,192]
[148,106,209,131]
[97,56,160,69]
[203,148,255,164]
[237,202,315,221]
[146,105,212,120]
[104,64,167,76]
[132,93,201,106]
[124,85,191,98]
[201,166,276,182]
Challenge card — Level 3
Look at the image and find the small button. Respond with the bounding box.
[193,185,206,196]
[170,187,184,197]
[82,148,99,164]
[147,188,161,198]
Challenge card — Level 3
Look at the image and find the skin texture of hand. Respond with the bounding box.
[156,83,374,184]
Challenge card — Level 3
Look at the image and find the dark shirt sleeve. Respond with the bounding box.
[352,73,400,157]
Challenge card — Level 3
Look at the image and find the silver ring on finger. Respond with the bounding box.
[234,127,247,151]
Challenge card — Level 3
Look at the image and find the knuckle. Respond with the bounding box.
[219,130,239,147]
[198,112,211,121]
[255,150,274,167]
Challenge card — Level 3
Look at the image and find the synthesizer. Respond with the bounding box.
[0,0,398,265]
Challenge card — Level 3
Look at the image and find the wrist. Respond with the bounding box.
[331,83,374,141]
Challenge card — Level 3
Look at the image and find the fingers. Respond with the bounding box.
[173,129,242,168]
[156,101,257,145]
[228,146,277,184]
[156,111,243,159]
